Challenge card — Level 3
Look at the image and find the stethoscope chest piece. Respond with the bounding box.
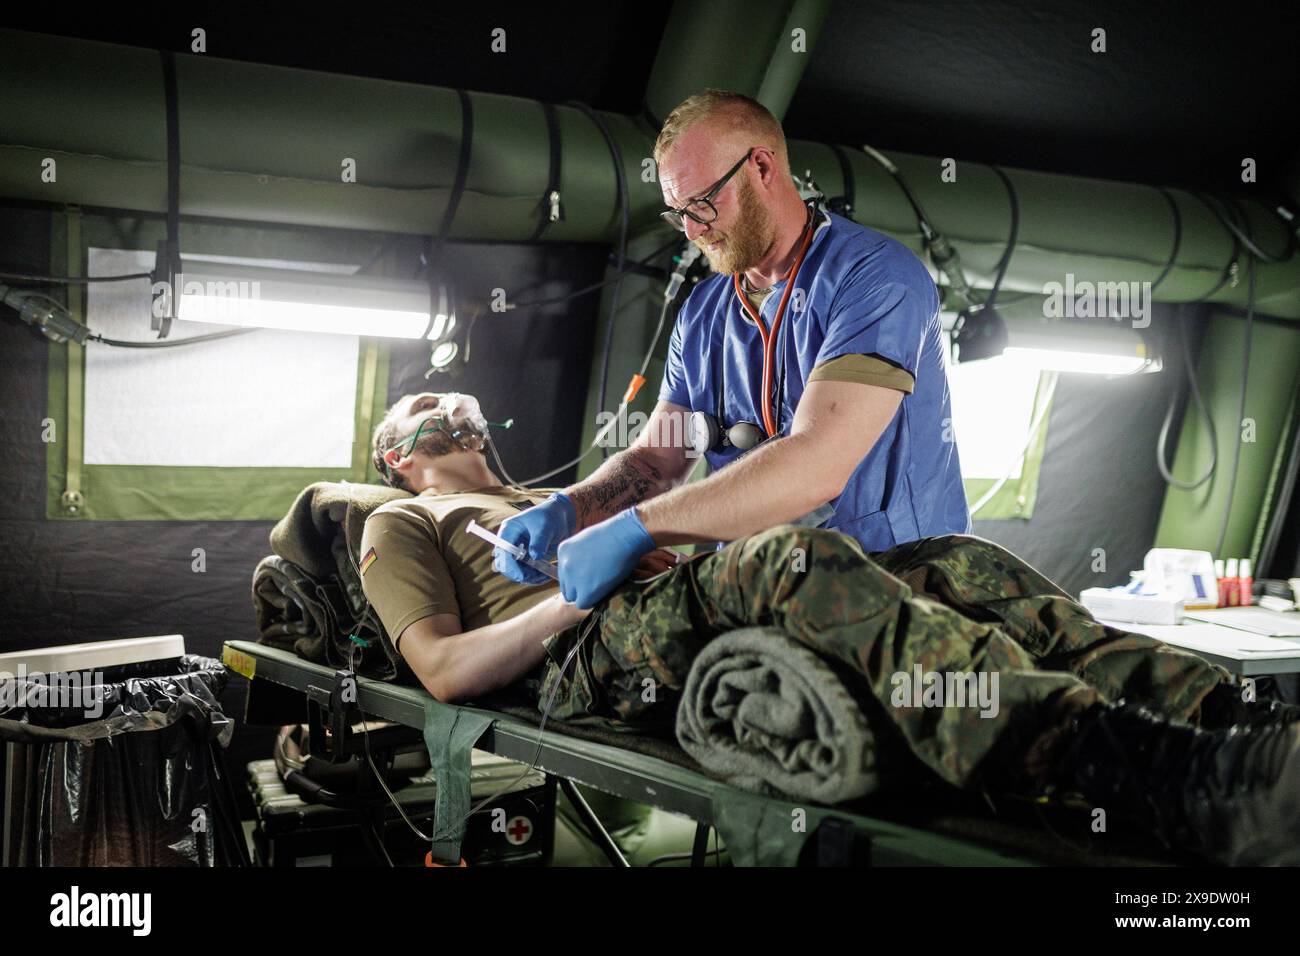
[687,410,765,456]
[686,410,718,457]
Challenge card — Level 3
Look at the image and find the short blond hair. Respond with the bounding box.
[653,89,788,173]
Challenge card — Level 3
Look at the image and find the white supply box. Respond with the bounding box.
[1080,588,1185,626]
[1142,548,1219,611]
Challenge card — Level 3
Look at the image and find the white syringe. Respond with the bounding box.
[466,519,559,581]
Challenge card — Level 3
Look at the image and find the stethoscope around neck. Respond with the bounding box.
[686,201,818,458]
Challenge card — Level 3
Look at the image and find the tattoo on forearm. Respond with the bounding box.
[572,454,663,527]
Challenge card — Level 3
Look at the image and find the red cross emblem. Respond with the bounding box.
[505,815,533,845]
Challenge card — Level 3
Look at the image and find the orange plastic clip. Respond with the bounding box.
[425,851,469,867]
[622,374,646,405]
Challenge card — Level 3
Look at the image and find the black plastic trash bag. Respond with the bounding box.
[0,654,244,866]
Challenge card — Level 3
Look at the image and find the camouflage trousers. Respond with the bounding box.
[538,525,1232,790]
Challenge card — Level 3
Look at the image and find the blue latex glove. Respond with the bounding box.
[557,507,656,609]
[494,493,576,584]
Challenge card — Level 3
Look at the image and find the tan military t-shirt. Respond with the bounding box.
[358,484,562,650]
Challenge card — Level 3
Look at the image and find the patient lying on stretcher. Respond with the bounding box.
[361,390,1300,865]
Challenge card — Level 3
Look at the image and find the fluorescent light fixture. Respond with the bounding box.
[949,298,1159,375]
[1000,320,1158,374]
[429,312,455,342]
[1002,347,1150,375]
[174,260,446,339]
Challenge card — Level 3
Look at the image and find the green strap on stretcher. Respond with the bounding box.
[711,791,836,867]
[422,701,494,865]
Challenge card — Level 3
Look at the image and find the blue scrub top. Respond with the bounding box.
[658,208,972,553]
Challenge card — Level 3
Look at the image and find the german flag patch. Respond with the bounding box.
[360,547,378,576]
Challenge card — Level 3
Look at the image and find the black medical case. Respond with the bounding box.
[246,750,555,867]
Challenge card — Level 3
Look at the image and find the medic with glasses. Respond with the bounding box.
[496,91,969,609]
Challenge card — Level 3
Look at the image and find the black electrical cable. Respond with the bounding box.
[1,286,262,348]
[1149,190,1291,505]
[1156,305,1217,489]
[88,328,260,347]
[461,305,484,364]
[1193,191,1242,300]
[161,52,180,259]
[531,101,564,242]
[0,270,152,285]
[860,144,939,231]
[1204,194,1297,265]
[827,143,856,218]
[981,165,1019,312]
[158,49,183,340]
[1214,202,1257,558]
[861,146,1018,315]
[432,89,474,267]
[467,237,679,409]
[1255,386,1300,575]
[948,165,1018,358]
[1150,188,1183,294]
[566,101,630,462]
[507,236,678,310]
[352,235,400,276]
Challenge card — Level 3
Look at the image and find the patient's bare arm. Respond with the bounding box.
[566,400,694,530]
[398,595,590,704]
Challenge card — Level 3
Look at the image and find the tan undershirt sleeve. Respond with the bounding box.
[359,508,460,647]
[807,353,916,393]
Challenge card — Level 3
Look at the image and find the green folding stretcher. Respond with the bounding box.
[222,640,1174,867]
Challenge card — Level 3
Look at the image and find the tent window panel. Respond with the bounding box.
[942,331,1052,519]
[84,248,360,469]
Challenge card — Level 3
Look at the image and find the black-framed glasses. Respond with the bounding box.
[660,148,754,232]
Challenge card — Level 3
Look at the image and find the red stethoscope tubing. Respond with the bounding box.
[732,215,817,438]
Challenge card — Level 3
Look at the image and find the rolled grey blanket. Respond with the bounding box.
[676,627,879,804]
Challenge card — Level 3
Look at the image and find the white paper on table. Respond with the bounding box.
[1105,621,1300,659]
[1184,607,1300,637]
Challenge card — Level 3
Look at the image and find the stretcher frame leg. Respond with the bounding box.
[690,822,712,867]
[558,777,629,867]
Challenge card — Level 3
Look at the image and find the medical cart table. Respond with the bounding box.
[1098,619,1300,677]
[222,640,1185,867]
